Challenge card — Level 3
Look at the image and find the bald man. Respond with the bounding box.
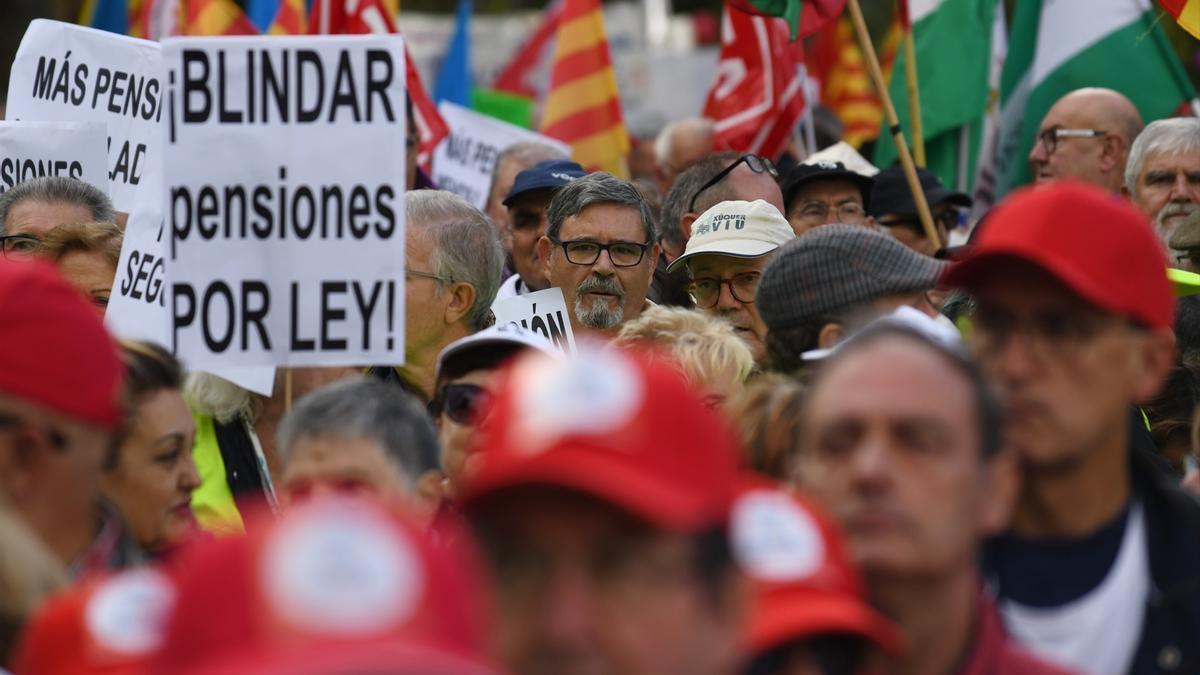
[655,118,716,194]
[1029,88,1143,193]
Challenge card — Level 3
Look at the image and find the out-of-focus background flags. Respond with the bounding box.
[8,0,1199,199]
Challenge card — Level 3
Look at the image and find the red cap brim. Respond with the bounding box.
[747,590,905,657]
[173,640,500,675]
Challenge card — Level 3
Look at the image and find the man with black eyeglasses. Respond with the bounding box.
[779,160,874,235]
[1028,88,1143,193]
[869,165,971,257]
[538,172,661,339]
[945,182,1200,674]
[667,199,794,365]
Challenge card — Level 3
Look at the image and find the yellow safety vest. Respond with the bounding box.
[189,413,245,535]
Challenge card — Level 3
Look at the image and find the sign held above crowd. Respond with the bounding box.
[0,121,109,195]
[492,287,577,354]
[164,35,409,370]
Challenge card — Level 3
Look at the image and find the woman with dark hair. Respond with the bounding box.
[102,341,201,556]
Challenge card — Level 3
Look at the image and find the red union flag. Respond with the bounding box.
[309,0,449,171]
[703,7,805,160]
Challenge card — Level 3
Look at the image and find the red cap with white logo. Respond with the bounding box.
[148,497,499,675]
[460,343,742,531]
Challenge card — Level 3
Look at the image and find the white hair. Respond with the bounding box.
[183,372,261,424]
[1126,118,1200,199]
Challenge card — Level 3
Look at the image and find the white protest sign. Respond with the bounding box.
[0,121,109,195]
[6,20,163,212]
[164,35,407,370]
[432,101,570,209]
[492,287,576,354]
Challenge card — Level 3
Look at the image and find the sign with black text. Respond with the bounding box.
[432,101,570,209]
[0,121,108,195]
[492,287,576,354]
[164,35,407,369]
[6,20,163,211]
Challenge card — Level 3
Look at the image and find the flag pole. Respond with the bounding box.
[899,1,926,166]
[847,0,940,249]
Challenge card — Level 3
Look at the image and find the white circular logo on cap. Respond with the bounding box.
[512,346,644,454]
[263,502,423,635]
[732,490,825,582]
[85,568,175,656]
[816,161,838,170]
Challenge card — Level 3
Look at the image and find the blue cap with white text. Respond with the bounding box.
[503,159,587,206]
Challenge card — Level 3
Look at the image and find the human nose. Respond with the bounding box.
[848,435,894,496]
[716,280,742,309]
[592,248,616,274]
[1029,136,1048,163]
[536,564,599,645]
[180,455,202,492]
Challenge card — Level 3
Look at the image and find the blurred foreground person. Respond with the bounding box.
[734,483,901,675]
[0,261,123,571]
[0,505,65,667]
[37,222,122,314]
[432,324,561,501]
[462,346,745,675]
[0,176,115,240]
[103,342,200,559]
[277,377,439,511]
[728,374,806,480]
[797,319,1070,675]
[614,305,755,411]
[946,182,1198,674]
[147,496,501,674]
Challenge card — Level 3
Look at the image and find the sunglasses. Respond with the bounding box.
[432,383,493,426]
[688,154,778,213]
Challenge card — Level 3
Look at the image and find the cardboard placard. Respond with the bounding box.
[0,121,109,195]
[491,287,576,354]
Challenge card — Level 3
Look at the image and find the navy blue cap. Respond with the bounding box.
[503,159,587,206]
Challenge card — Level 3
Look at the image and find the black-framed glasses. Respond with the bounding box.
[688,155,778,213]
[0,234,41,259]
[406,268,455,284]
[793,200,867,224]
[1036,128,1107,156]
[687,271,762,308]
[431,383,493,426]
[549,237,650,267]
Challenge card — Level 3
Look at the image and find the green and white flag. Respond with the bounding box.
[873,0,1001,194]
[993,0,1198,197]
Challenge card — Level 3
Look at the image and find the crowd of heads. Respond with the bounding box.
[2,84,1200,675]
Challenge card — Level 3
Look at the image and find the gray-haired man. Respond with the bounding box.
[0,176,115,252]
[277,377,440,510]
[537,172,660,339]
[1124,117,1200,251]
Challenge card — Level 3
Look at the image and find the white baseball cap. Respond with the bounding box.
[435,323,564,383]
[668,199,795,272]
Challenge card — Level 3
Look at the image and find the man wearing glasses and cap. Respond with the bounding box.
[869,165,971,257]
[779,160,875,235]
[538,172,660,339]
[668,199,795,365]
[1028,87,1143,193]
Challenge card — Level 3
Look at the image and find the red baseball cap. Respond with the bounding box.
[942,181,1173,330]
[0,260,123,429]
[732,482,904,657]
[460,343,741,532]
[147,497,499,675]
[13,568,176,675]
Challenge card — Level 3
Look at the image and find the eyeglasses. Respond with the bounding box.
[971,304,1135,360]
[878,208,961,232]
[1035,128,1108,156]
[687,271,762,308]
[406,268,455,284]
[688,155,778,213]
[0,234,41,259]
[432,383,493,426]
[793,200,867,225]
[549,237,650,267]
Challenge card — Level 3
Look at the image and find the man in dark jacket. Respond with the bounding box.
[945,181,1200,674]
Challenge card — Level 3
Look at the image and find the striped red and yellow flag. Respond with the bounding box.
[540,0,630,178]
[184,0,258,35]
[1159,0,1200,39]
[268,0,307,35]
[811,15,901,148]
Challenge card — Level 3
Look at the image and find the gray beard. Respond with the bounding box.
[575,294,624,329]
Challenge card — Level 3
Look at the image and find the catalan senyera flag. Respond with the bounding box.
[808,14,901,148]
[184,0,259,35]
[540,0,630,178]
[1158,0,1200,38]
[267,0,307,34]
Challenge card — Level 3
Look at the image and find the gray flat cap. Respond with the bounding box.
[756,224,948,330]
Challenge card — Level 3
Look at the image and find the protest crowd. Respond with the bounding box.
[2,0,1200,674]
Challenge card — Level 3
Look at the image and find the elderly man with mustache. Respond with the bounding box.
[1124,117,1200,255]
[538,172,660,340]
